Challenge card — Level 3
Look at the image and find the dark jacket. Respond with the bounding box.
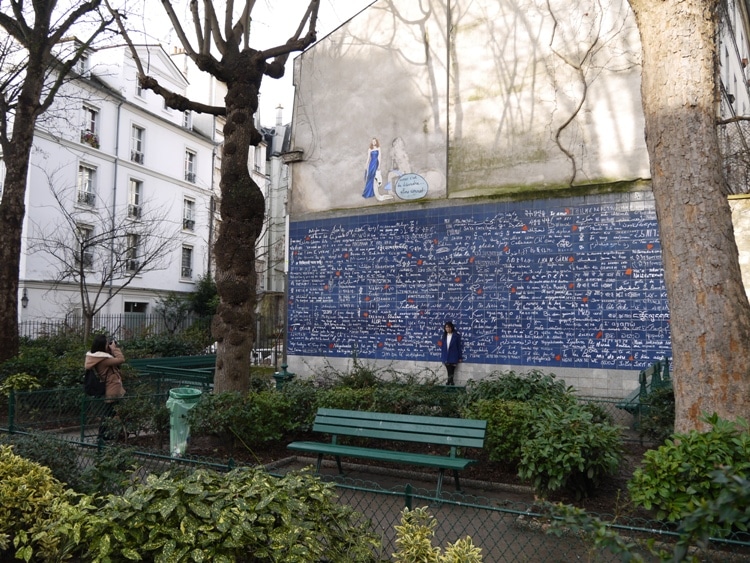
[440,331,463,364]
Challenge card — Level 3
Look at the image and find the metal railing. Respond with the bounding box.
[2,388,750,560]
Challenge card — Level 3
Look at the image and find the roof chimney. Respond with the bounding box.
[276,104,284,126]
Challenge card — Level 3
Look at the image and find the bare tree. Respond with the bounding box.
[108,0,320,392]
[628,0,750,432]
[28,175,180,337]
[0,1,116,362]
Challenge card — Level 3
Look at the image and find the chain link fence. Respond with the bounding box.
[2,386,750,561]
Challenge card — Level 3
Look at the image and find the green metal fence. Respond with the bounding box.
[3,387,750,561]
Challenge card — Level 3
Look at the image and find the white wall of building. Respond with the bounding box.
[18,44,216,322]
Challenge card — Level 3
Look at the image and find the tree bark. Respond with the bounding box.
[211,52,266,393]
[629,0,750,432]
[0,63,46,362]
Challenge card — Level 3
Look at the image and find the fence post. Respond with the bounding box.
[8,389,15,433]
[80,396,87,442]
[404,483,412,510]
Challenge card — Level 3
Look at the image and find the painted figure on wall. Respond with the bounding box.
[362,137,381,198]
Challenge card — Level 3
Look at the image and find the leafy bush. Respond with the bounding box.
[77,446,137,496]
[280,378,320,430]
[675,466,750,552]
[317,386,376,411]
[188,390,296,450]
[518,403,623,499]
[0,433,82,491]
[461,399,536,464]
[628,414,750,521]
[373,381,461,417]
[393,506,483,562]
[462,369,574,407]
[80,467,381,562]
[0,445,71,558]
[638,385,675,444]
[107,384,170,442]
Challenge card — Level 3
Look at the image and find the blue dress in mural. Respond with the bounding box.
[362,148,379,198]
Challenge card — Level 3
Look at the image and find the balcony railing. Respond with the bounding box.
[185,172,196,183]
[181,266,193,278]
[183,218,195,231]
[77,191,95,206]
[131,151,144,164]
[128,204,141,218]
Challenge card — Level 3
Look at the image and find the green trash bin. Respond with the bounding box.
[166,387,202,457]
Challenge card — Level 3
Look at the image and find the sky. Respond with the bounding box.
[140,0,375,125]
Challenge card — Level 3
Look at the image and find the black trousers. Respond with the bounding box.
[444,363,457,385]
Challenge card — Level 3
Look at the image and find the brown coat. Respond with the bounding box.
[85,343,126,401]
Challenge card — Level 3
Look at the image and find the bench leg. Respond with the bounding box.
[316,454,323,473]
[436,469,445,498]
[335,456,343,474]
[453,470,462,493]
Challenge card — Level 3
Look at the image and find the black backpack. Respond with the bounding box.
[83,368,106,397]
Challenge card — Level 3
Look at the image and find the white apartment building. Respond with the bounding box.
[17,44,216,327]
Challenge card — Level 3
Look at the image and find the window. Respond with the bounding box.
[124,302,148,313]
[77,165,96,206]
[183,110,192,129]
[126,233,140,272]
[181,246,193,279]
[75,54,89,76]
[183,198,195,231]
[184,150,196,182]
[75,224,94,269]
[131,125,144,164]
[128,179,142,218]
[253,146,264,173]
[135,76,143,97]
[80,106,99,148]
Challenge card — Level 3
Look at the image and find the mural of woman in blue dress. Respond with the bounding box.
[362,137,381,198]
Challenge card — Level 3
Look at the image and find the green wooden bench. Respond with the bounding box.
[129,355,216,391]
[617,357,671,425]
[128,355,216,371]
[287,408,487,497]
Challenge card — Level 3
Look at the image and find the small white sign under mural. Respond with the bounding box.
[395,173,428,200]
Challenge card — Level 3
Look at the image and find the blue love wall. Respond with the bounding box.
[288,192,672,370]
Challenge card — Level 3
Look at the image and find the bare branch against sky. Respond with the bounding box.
[133,0,374,124]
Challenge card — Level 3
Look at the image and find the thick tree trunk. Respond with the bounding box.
[212,53,266,393]
[630,0,750,432]
[0,64,45,362]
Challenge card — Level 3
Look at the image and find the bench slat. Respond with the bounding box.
[287,442,476,470]
[317,408,486,429]
[312,422,485,449]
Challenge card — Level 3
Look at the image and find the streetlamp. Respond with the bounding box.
[21,289,28,309]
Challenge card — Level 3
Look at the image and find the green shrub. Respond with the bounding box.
[675,466,750,552]
[0,433,83,491]
[188,390,295,450]
[107,384,170,443]
[518,403,623,499]
[0,445,71,558]
[317,386,376,411]
[462,369,574,407]
[628,414,750,521]
[78,446,138,496]
[461,399,536,464]
[393,506,483,562]
[80,467,381,562]
[638,385,675,444]
[280,378,320,430]
[373,381,461,417]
